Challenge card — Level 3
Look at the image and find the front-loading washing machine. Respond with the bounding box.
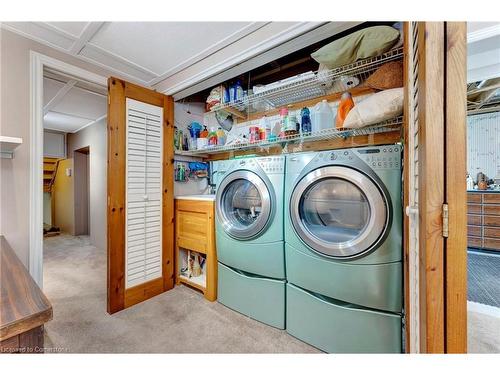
[216,156,286,329]
[284,145,403,352]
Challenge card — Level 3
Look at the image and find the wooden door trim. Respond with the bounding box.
[417,22,445,353]
[107,77,174,314]
[444,22,468,353]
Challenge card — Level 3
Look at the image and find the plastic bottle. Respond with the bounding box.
[230,81,244,103]
[216,127,226,146]
[336,92,355,129]
[279,108,289,137]
[466,173,474,190]
[311,100,334,132]
[300,107,312,135]
[259,116,272,140]
[200,125,208,138]
[178,163,185,182]
[208,127,218,147]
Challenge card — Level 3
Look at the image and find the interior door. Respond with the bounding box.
[107,77,174,314]
[403,22,467,353]
[289,166,388,258]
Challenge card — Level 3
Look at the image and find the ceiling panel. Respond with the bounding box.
[467,22,500,83]
[44,111,91,132]
[88,22,252,75]
[79,44,157,82]
[2,21,329,90]
[52,86,107,120]
[46,22,90,37]
[3,22,75,50]
[43,77,66,106]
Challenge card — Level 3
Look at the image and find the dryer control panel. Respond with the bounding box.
[354,146,401,170]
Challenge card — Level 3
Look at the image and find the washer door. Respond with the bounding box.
[290,166,388,258]
[216,170,272,240]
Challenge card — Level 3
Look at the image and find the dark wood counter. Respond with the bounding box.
[467,192,500,251]
[0,236,52,353]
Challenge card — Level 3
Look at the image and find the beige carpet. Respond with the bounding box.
[467,301,500,353]
[42,234,318,353]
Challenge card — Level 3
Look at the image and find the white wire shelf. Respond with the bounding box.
[178,116,403,156]
[210,47,404,116]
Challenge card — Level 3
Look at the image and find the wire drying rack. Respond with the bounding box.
[179,116,403,156]
[210,47,404,115]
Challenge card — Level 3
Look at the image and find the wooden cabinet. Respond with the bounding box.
[175,198,217,301]
[1,237,52,353]
[467,192,500,251]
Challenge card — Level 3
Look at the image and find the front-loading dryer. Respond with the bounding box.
[284,145,403,352]
[216,155,286,329]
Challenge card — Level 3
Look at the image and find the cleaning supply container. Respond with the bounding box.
[311,100,334,133]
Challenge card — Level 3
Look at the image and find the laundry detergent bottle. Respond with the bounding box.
[311,99,334,132]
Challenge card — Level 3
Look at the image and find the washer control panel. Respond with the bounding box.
[355,146,401,170]
[235,156,284,173]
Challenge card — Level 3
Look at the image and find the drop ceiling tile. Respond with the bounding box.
[44,111,91,133]
[79,44,157,83]
[52,86,107,120]
[3,22,75,50]
[43,77,66,106]
[88,22,252,75]
[46,22,90,38]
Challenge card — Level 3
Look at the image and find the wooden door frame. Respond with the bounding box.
[107,77,175,314]
[410,22,467,353]
[444,22,468,353]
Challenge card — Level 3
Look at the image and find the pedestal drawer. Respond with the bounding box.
[483,237,500,250]
[484,215,500,227]
[218,263,285,329]
[286,283,402,353]
[467,193,482,203]
[483,194,500,204]
[467,215,482,226]
[468,225,482,237]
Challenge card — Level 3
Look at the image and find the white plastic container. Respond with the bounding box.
[311,99,334,132]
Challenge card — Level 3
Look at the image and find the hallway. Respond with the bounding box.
[42,234,317,353]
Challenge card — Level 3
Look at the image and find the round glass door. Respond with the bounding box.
[216,170,272,239]
[290,166,388,258]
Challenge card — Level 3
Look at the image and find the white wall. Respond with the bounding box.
[67,119,107,250]
[43,130,66,158]
[0,29,117,266]
[467,111,500,181]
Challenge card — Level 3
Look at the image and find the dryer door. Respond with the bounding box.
[290,166,388,258]
[216,170,273,240]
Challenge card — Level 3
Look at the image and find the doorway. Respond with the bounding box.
[74,147,90,236]
[465,21,500,353]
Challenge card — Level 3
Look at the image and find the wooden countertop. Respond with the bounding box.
[0,236,52,341]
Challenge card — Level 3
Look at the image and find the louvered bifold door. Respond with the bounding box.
[126,99,163,288]
[108,77,174,314]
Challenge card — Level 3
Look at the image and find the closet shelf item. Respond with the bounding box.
[179,116,403,156]
[0,136,23,159]
[209,47,404,116]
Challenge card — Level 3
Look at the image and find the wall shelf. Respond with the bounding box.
[0,136,23,159]
[177,116,403,158]
[209,47,404,118]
